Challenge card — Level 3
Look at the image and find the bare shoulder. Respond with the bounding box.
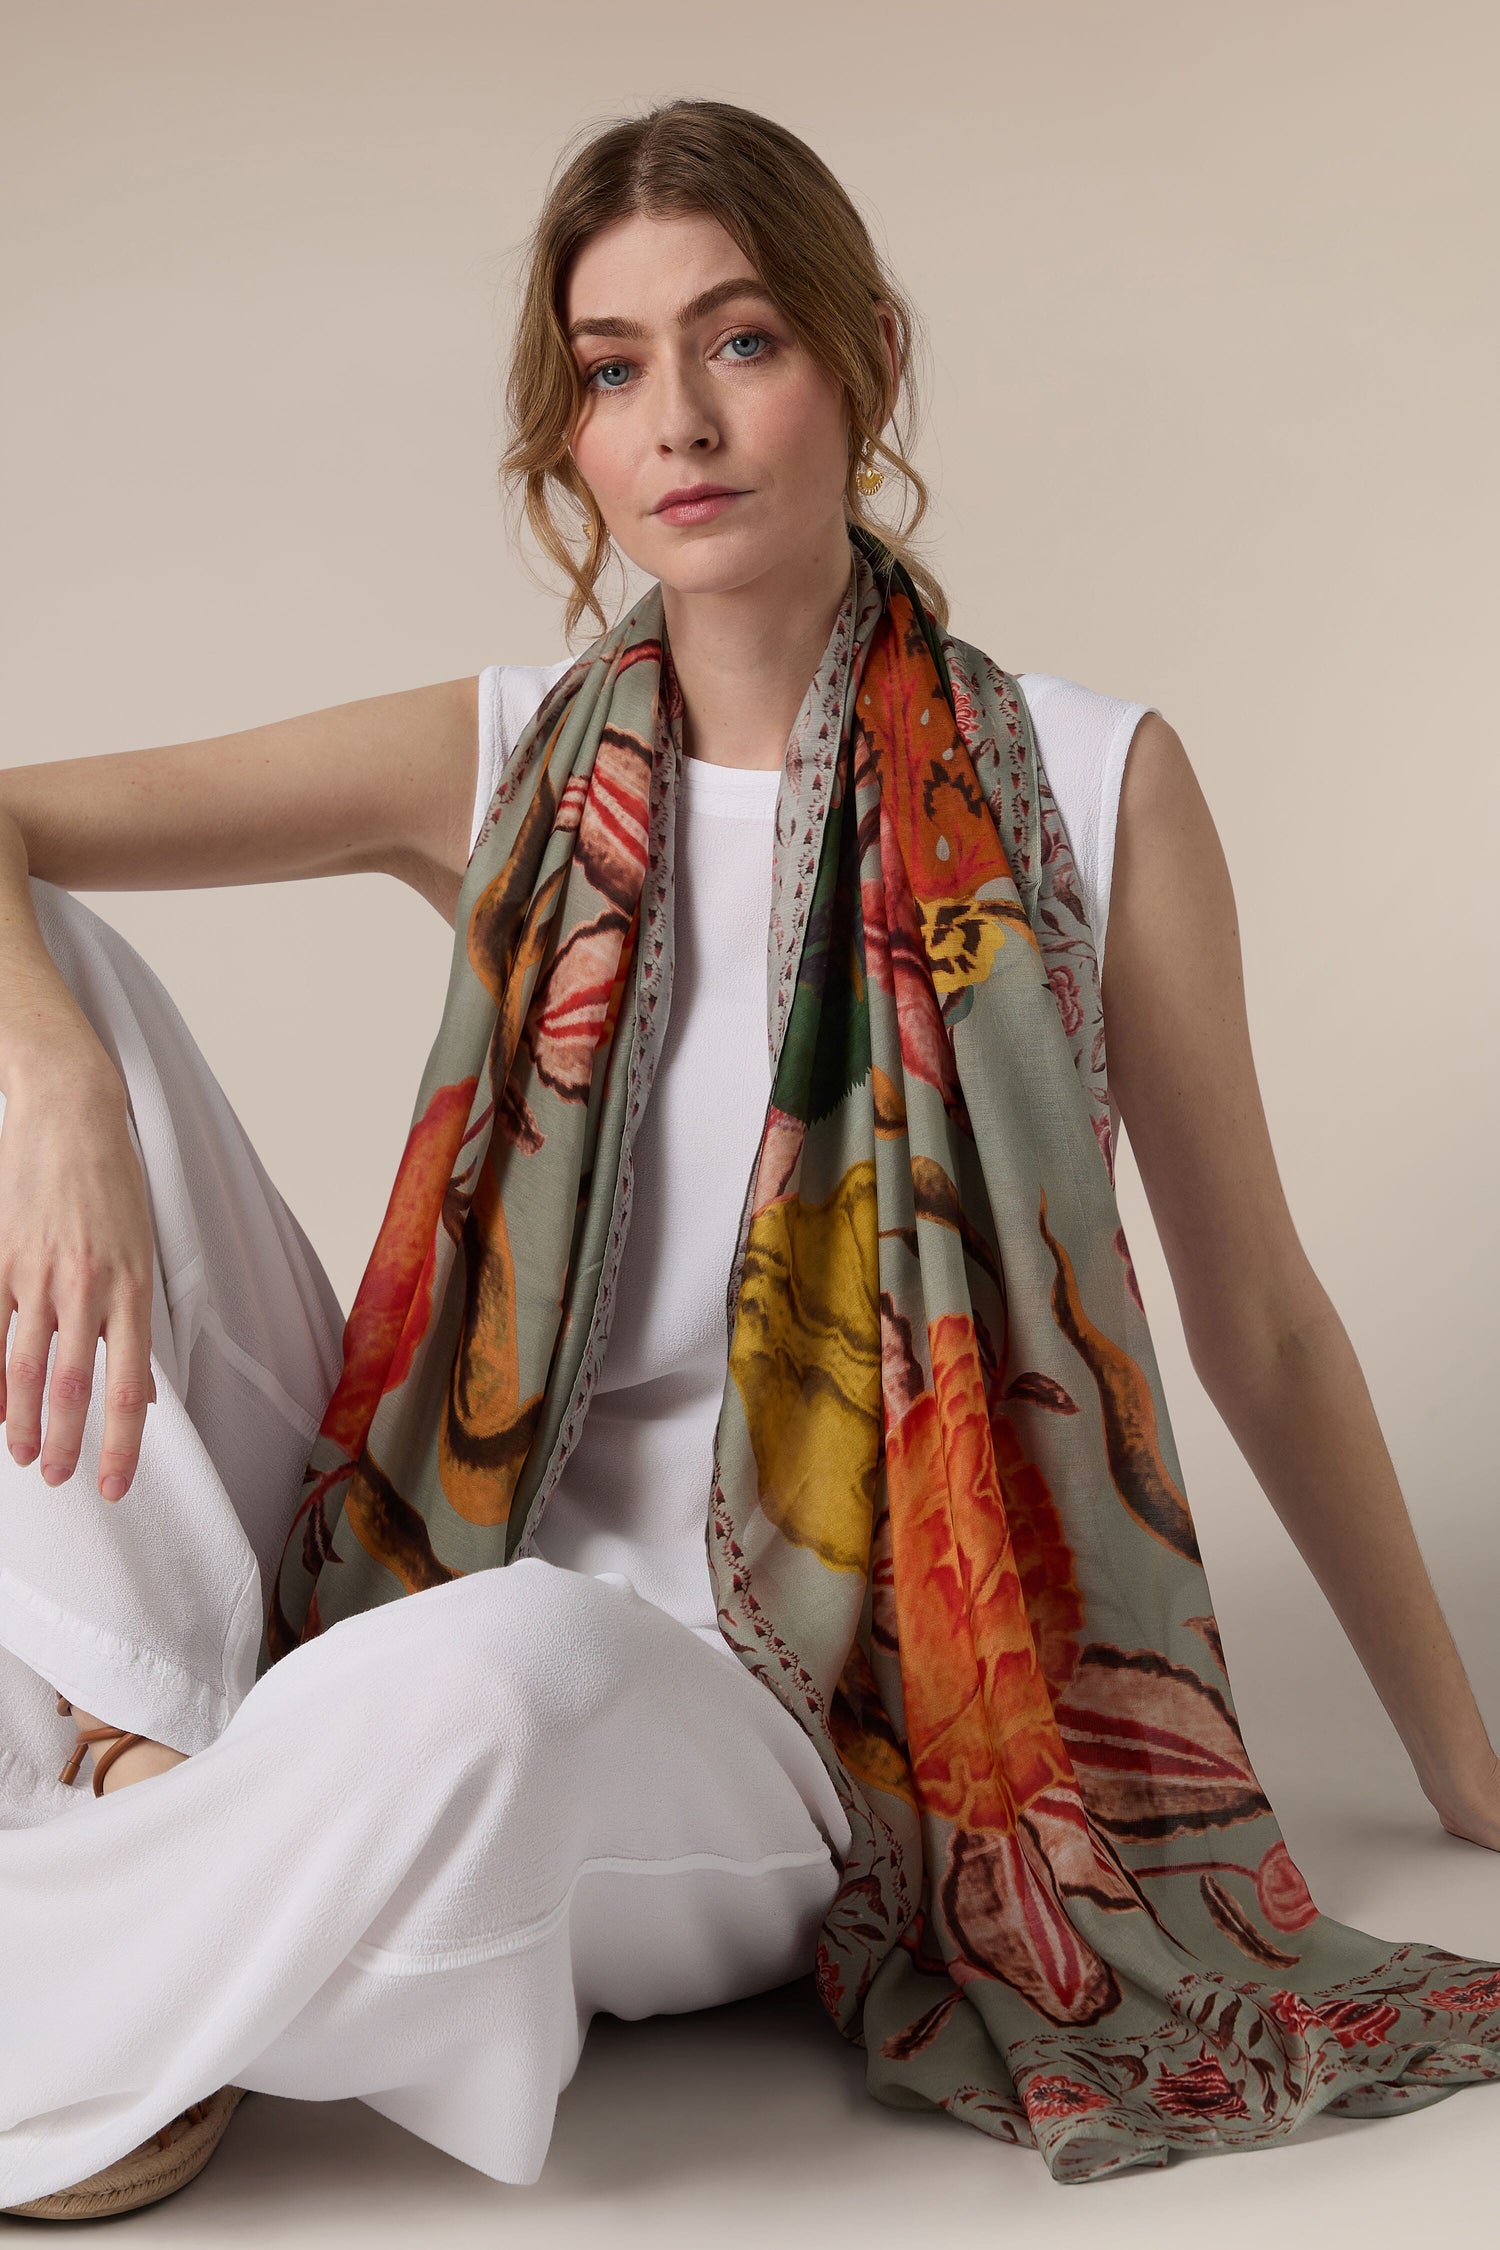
[1102,707,1240,1137]
[1100,709,1229,1052]
[1111,708,1201,838]
[1105,710,1226,959]
[1102,711,1324,1370]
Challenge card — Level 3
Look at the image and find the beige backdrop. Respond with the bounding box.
[2,1,1497,2240]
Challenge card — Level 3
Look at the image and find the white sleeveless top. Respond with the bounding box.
[471,660,1156,1657]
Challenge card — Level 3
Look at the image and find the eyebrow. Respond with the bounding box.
[565,276,778,346]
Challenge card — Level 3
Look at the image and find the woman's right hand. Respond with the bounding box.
[0,1056,159,1502]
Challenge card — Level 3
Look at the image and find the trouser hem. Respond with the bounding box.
[0,1565,253,1755]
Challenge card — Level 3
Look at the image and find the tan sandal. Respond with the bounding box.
[3,1700,248,2219]
[1,2084,248,2220]
[54,1692,151,1797]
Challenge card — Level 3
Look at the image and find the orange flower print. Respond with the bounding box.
[318,1075,479,1460]
[884,1309,1079,1833]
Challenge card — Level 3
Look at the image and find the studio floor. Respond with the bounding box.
[41,1763,1498,2250]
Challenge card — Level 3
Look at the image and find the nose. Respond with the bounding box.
[654,353,720,458]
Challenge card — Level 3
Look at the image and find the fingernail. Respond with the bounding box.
[10,1440,36,1465]
[41,1462,68,1487]
[100,1476,127,1501]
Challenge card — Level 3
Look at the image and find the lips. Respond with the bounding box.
[653,483,743,513]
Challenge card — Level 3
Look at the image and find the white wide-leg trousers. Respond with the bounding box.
[0,881,850,2206]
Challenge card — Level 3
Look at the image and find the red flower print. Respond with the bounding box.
[948,666,982,752]
[1053,1643,1271,1843]
[523,909,635,1102]
[1048,962,1083,1037]
[940,1824,1122,2027]
[1256,1841,1320,1932]
[573,722,653,908]
[1020,2073,1113,2124]
[1316,1999,1401,2050]
[1424,1972,1500,2012]
[1151,2048,1253,2120]
[1264,1986,1324,2042]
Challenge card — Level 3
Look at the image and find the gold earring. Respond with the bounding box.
[854,446,885,498]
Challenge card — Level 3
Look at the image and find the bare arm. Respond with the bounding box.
[0,815,123,1099]
[1102,713,1498,1841]
[0,672,482,1501]
[0,672,480,902]
[0,674,481,1085]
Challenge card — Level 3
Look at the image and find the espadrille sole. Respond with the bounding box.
[1,2084,247,2221]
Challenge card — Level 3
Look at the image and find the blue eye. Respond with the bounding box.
[588,359,632,392]
[584,329,773,393]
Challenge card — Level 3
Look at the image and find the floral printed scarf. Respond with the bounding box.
[258,528,1500,2182]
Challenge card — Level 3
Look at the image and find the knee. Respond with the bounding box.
[277,1561,634,1759]
[413,1561,632,1740]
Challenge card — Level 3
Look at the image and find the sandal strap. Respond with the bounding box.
[58,1723,150,1792]
[89,1731,150,1795]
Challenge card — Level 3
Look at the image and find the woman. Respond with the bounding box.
[1,98,1497,2215]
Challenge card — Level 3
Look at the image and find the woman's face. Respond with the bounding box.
[564,210,856,600]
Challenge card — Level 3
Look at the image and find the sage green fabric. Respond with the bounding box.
[259,528,1500,2181]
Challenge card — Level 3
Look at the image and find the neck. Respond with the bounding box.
[659,519,854,771]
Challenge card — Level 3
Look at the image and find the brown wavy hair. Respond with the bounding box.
[500,98,947,644]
